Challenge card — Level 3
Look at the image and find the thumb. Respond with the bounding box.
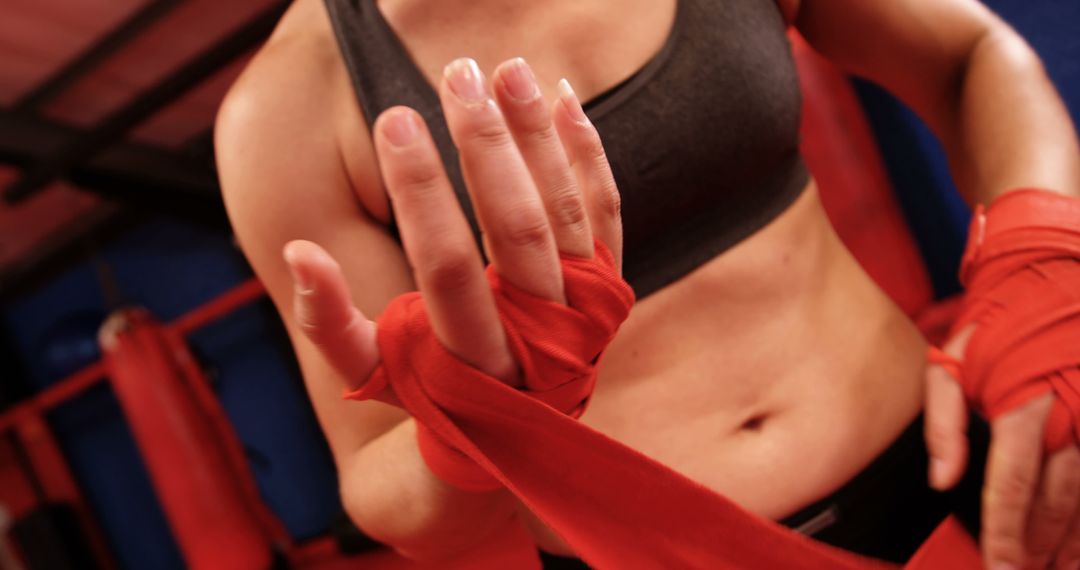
[283,240,380,392]
[923,325,976,491]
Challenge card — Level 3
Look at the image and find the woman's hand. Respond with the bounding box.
[283,56,622,404]
[925,327,1080,570]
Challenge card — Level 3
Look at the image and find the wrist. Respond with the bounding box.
[960,187,1080,284]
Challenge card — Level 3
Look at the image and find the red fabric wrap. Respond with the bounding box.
[937,189,1080,452]
[343,241,924,569]
[346,241,634,490]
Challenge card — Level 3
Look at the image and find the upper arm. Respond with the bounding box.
[215,32,411,462]
[791,0,1011,133]
[790,0,1080,201]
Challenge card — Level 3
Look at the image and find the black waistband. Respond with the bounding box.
[777,412,989,563]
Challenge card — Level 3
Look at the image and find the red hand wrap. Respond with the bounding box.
[345,240,635,490]
[342,239,978,568]
[933,188,1080,452]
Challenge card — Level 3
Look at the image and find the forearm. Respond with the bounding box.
[936,28,1080,203]
[290,328,519,560]
[339,417,519,561]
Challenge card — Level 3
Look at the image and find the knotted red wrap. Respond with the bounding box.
[929,189,1080,453]
[343,240,940,569]
[346,240,634,490]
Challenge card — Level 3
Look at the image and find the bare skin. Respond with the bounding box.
[215,0,1080,567]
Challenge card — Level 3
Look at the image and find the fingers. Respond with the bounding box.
[1054,487,1080,570]
[925,325,976,490]
[552,78,624,272]
[439,58,565,303]
[1028,446,1080,568]
[284,240,379,390]
[372,106,517,383]
[492,58,594,260]
[924,363,970,490]
[982,395,1053,569]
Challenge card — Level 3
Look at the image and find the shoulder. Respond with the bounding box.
[215,0,388,229]
[215,0,343,166]
[215,0,383,293]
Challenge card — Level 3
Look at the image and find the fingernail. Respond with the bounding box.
[929,457,945,489]
[500,57,539,102]
[283,243,313,292]
[990,561,1017,570]
[444,58,489,104]
[557,78,589,125]
[382,108,419,147]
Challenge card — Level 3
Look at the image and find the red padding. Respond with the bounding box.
[793,32,934,318]
[101,309,271,570]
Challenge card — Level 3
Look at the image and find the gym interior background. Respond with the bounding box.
[0,0,1077,568]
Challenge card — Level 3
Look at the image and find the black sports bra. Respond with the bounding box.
[324,0,809,298]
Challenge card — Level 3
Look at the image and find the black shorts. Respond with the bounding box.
[540,413,990,568]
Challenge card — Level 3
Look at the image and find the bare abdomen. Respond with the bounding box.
[525,182,926,554]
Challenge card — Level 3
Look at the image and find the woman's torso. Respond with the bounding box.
[280,0,927,554]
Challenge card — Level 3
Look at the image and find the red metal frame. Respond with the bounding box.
[0,276,426,568]
[0,278,283,569]
[0,279,265,436]
[13,415,116,568]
